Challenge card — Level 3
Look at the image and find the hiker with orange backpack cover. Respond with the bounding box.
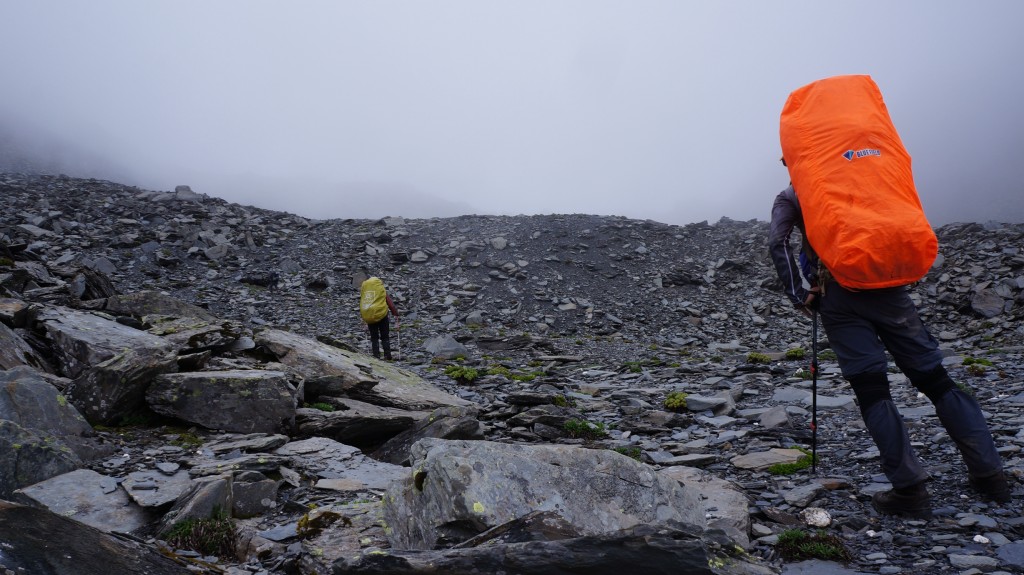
[769,75,1009,518]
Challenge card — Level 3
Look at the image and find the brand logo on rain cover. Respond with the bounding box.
[842,148,881,161]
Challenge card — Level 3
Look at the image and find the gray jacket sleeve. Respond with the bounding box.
[768,186,811,307]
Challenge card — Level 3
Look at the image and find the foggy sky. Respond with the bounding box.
[2,1,1023,226]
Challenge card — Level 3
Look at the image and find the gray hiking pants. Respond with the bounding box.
[819,281,1002,488]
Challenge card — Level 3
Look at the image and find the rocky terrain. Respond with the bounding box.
[2,172,1024,575]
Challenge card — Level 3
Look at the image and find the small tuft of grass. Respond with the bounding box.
[304,402,336,412]
[485,365,511,378]
[165,510,237,558]
[444,365,479,383]
[613,446,643,460]
[552,395,575,408]
[966,364,987,377]
[563,418,608,440]
[663,391,688,412]
[170,431,204,450]
[621,361,645,373]
[746,352,771,364]
[785,348,806,360]
[776,529,851,562]
[767,447,817,475]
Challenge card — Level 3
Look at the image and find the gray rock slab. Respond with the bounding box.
[158,475,231,535]
[32,304,177,379]
[13,468,152,533]
[232,473,279,518]
[772,387,812,403]
[201,432,291,455]
[104,290,218,321]
[258,328,471,410]
[371,405,484,466]
[0,419,81,498]
[0,500,192,574]
[0,297,31,327]
[0,322,51,371]
[296,398,425,448]
[759,406,791,429]
[781,559,872,575]
[147,369,296,433]
[661,465,751,549]
[144,315,242,352]
[997,541,1024,569]
[683,394,728,412]
[666,452,720,466]
[275,436,406,491]
[730,448,807,471]
[254,328,378,395]
[122,469,193,507]
[423,334,471,358]
[0,365,92,448]
[186,453,289,477]
[384,438,706,550]
[782,483,826,507]
[351,357,475,411]
[801,394,856,410]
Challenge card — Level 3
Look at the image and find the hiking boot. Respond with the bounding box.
[969,470,1011,503]
[871,482,932,519]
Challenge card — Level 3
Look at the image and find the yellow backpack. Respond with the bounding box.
[359,277,389,323]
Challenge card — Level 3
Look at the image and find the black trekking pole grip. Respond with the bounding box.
[811,308,819,474]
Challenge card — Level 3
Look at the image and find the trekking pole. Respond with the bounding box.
[810,308,819,474]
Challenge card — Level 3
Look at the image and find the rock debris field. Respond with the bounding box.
[1,172,1024,575]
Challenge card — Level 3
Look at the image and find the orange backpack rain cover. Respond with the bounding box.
[779,74,937,289]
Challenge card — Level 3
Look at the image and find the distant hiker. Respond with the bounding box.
[769,75,1009,519]
[360,276,400,360]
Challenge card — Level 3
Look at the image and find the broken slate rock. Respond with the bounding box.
[13,468,154,533]
[146,369,297,433]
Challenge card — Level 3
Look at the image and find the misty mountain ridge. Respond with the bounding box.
[1,119,1021,227]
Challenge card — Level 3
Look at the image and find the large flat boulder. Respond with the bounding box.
[0,419,81,499]
[0,500,192,575]
[31,304,176,379]
[334,517,776,575]
[295,398,425,450]
[0,366,97,460]
[0,321,51,372]
[256,328,472,411]
[0,366,91,439]
[274,436,406,491]
[661,465,752,549]
[372,405,484,466]
[12,468,154,533]
[143,315,244,354]
[104,290,218,322]
[30,305,178,424]
[147,370,297,433]
[383,438,707,550]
